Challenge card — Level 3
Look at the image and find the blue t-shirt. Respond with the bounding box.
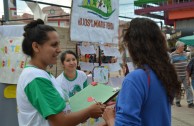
[115,68,171,126]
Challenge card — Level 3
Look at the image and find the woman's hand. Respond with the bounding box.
[102,107,115,126]
[88,103,106,118]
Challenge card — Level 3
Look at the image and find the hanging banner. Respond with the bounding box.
[0,34,27,84]
[70,0,119,43]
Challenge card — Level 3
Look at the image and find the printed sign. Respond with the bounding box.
[70,0,119,43]
[93,66,109,83]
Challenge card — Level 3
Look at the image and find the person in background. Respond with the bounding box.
[16,19,105,126]
[85,54,90,62]
[57,50,100,126]
[56,50,88,98]
[89,54,96,63]
[187,56,194,90]
[101,18,181,126]
[122,63,129,76]
[171,41,194,108]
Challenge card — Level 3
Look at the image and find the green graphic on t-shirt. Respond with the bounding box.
[69,85,81,97]
[83,80,88,88]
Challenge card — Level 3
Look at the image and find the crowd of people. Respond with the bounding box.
[16,17,194,126]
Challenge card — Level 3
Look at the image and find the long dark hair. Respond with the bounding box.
[123,18,180,104]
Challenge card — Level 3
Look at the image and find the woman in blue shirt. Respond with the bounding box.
[102,18,181,126]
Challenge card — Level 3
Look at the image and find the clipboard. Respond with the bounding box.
[69,84,119,112]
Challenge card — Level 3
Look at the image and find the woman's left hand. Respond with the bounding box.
[102,107,115,126]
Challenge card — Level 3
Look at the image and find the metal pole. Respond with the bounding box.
[3,0,9,21]
[119,16,133,19]
[99,46,101,66]
[0,14,70,22]
[160,21,163,29]
[20,0,71,9]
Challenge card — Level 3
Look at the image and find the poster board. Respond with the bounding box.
[69,84,119,112]
[93,66,109,84]
[0,26,27,84]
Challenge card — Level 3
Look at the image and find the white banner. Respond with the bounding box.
[0,35,27,84]
[70,0,119,43]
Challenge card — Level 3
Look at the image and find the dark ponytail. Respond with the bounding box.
[22,19,56,57]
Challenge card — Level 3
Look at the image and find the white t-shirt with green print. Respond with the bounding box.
[16,66,69,126]
[56,70,88,98]
[56,70,91,126]
[57,70,103,126]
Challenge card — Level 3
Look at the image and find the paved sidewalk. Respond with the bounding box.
[172,97,194,126]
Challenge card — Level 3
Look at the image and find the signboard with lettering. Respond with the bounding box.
[0,34,27,84]
[70,0,119,43]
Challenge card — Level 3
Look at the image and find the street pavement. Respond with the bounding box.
[172,96,194,126]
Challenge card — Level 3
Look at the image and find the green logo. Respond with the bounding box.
[80,0,115,20]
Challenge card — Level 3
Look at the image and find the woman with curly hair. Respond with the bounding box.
[101,18,181,126]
